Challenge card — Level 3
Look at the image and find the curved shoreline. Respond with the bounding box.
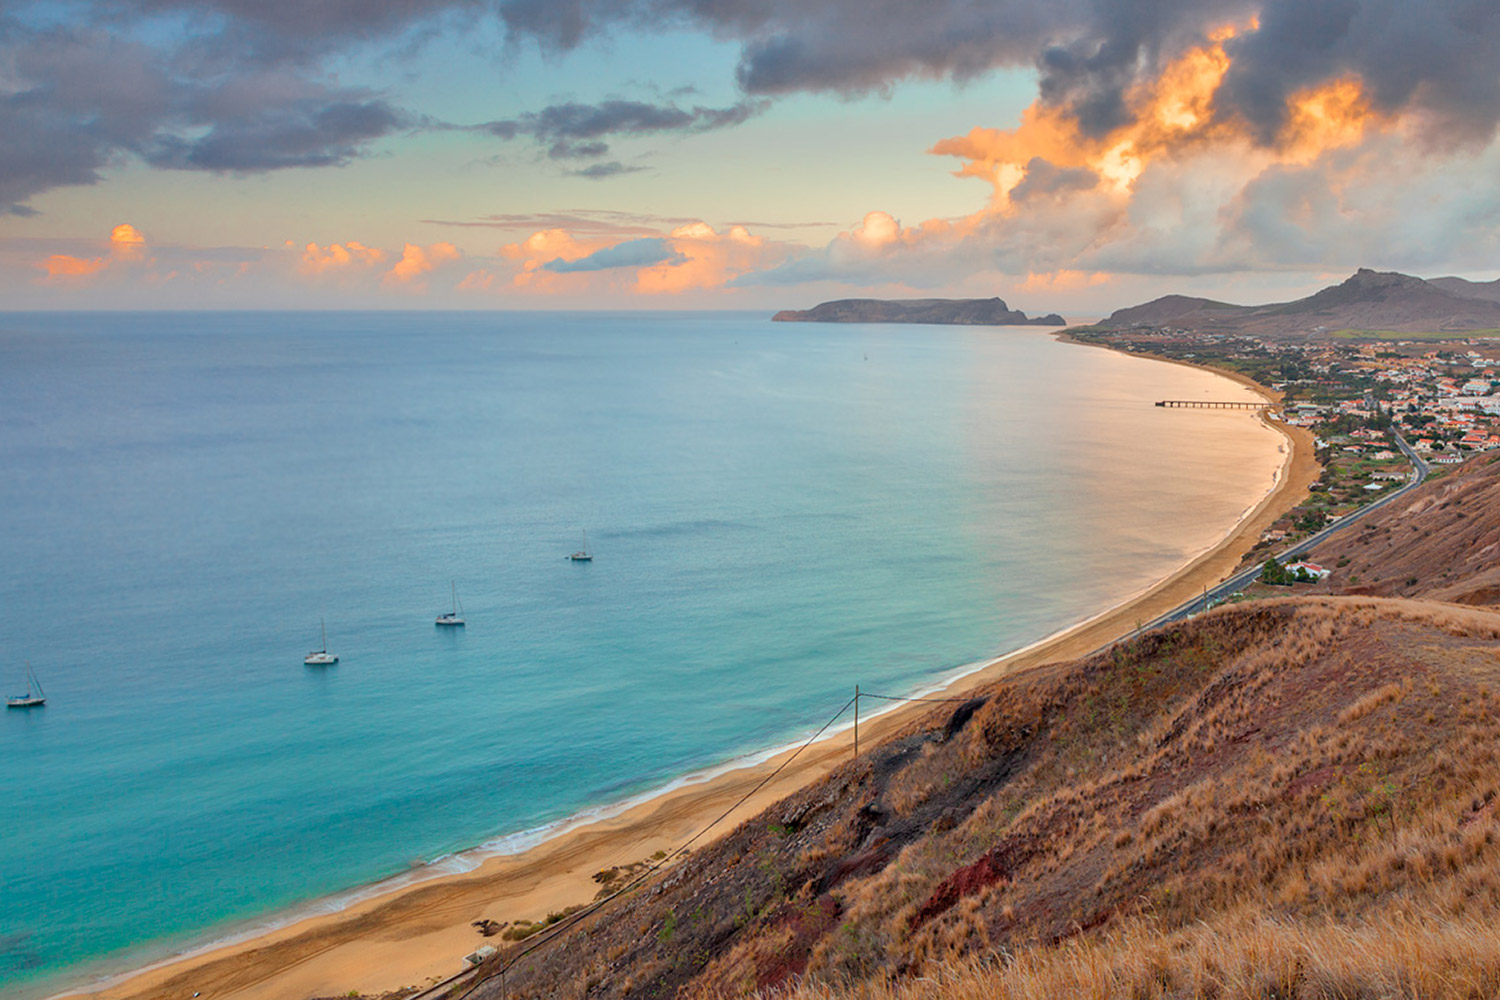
[58,350,1318,1000]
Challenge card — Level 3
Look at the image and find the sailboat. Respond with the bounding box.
[7,663,45,708]
[436,581,465,627]
[568,530,593,562]
[304,618,339,666]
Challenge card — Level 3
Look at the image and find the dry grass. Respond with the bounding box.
[775,913,1500,1000]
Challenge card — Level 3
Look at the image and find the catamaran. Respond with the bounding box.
[436,581,465,627]
[304,618,338,666]
[7,663,45,708]
[569,530,593,562]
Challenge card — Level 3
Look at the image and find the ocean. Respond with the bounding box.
[0,312,1281,998]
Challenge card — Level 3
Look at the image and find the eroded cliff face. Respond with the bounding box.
[772,298,1064,326]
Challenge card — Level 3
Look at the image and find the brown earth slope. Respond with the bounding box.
[1307,452,1500,605]
[1431,275,1500,304]
[464,594,1500,1000]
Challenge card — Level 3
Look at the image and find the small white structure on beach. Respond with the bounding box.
[465,945,498,967]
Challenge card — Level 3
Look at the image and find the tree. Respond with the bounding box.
[1262,560,1314,586]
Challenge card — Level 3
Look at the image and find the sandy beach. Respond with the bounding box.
[64,359,1318,1000]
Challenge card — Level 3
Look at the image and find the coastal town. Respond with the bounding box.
[1072,325,1500,576]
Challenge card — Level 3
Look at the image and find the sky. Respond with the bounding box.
[3,0,1500,312]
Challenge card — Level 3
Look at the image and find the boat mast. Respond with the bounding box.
[320,618,328,653]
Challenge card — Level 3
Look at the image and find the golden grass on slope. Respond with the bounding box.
[778,913,1500,1000]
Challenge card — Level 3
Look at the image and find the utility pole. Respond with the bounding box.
[853,685,859,760]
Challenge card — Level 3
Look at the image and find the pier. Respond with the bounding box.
[1155,399,1264,409]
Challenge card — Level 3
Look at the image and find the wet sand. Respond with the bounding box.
[65,356,1318,1000]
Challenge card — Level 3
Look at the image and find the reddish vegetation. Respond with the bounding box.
[909,839,1021,930]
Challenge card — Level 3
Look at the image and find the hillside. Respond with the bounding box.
[462,592,1500,998]
[1099,268,1500,338]
[1432,275,1500,304]
[1307,452,1500,604]
[772,298,1065,326]
[1099,292,1246,329]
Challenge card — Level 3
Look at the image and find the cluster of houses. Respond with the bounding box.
[1127,329,1500,458]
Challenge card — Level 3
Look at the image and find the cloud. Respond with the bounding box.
[634,222,790,294]
[423,209,836,234]
[143,99,410,171]
[476,98,765,161]
[479,220,793,295]
[0,24,412,212]
[423,209,702,235]
[567,161,648,179]
[543,237,684,272]
[38,222,153,283]
[383,242,463,288]
[300,240,387,276]
[1008,157,1100,202]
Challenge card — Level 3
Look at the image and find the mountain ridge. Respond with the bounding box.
[1100,268,1500,337]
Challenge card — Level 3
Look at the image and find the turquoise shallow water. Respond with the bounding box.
[0,312,1279,997]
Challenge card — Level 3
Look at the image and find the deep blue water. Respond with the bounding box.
[0,312,1277,996]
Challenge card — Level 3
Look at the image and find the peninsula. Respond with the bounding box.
[772,297,1065,326]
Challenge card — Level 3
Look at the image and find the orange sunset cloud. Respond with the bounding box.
[635,223,783,294]
[40,223,151,284]
[383,242,462,289]
[300,241,387,276]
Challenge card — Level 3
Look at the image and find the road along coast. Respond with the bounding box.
[63,351,1316,1000]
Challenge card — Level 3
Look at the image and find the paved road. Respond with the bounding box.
[1117,427,1430,644]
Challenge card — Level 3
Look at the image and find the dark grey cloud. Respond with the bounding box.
[1008,157,1099,201]
[105,0,490,64]
[1217,0,1500,145]
[478,98,765,160]
[568,161,648,179]
[0,23,410,213]
[143,100,409,171]
[542,236,684,271]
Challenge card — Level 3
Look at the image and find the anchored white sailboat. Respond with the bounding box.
[304,618,338,666]
[569,530,593,562]
[436,581,465,627]
[7,663,45,708]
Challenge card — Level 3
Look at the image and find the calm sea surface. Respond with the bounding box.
[0,312,1280,996]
